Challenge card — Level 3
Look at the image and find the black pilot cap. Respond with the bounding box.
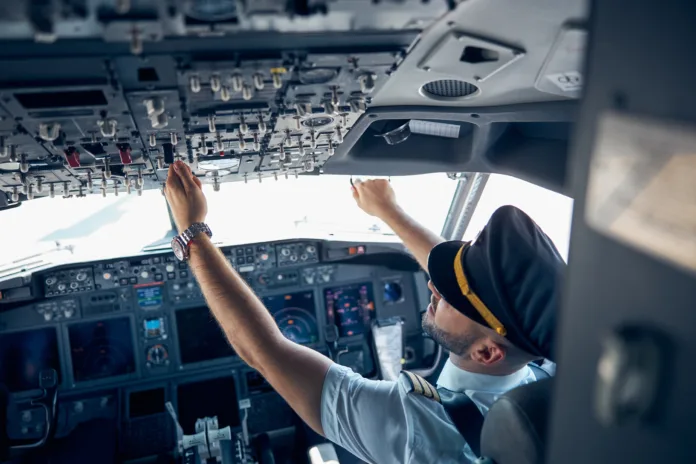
[427,205,565,361]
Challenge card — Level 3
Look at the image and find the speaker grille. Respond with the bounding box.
[421,80,479,99]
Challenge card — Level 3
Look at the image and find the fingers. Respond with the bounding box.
[174,161,198,193]
[192,175,202,189]
[166,164,184,197]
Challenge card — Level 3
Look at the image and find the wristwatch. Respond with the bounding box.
[171,222,212,261]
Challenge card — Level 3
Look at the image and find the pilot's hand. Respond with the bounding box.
[352,179,398,218]
[164,160,207,233]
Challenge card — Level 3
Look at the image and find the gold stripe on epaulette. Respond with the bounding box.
[402,371,441,403]
[414,374,432,399]
[404,371,424,395]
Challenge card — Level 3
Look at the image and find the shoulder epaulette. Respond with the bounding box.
[400,370,441,403]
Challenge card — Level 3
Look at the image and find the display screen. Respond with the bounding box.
[325,282,375,337]
[0,328,61,392]
[136,285,163,308]
[68,317,136,382]
[176,307,235,364]
[262,291,318,345]
[130,388,166,418]
[143,317,164,338]
[177,377,239,434]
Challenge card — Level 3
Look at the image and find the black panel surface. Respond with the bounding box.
[176,306,235,364]
[548,1,696,463]
[0,327,61,392]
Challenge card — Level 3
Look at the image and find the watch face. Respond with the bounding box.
[171,238,185,261]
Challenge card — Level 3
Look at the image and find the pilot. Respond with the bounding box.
[163,161,565,463]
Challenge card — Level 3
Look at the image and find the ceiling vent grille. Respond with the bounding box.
[420,80,479,100]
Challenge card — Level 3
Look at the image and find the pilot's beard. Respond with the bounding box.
[421,312,475,357]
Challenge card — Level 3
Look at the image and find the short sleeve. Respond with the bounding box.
[320,364,472,464]
[321,364,411,463]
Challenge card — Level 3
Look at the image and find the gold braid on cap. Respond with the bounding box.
[453,244,507,336]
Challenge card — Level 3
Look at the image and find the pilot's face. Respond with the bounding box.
[422,280,482,356]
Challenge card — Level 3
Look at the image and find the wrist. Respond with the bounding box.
[377,204,405,223]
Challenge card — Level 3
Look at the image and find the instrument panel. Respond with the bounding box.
[0,239,431,455]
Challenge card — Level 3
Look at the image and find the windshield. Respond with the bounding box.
[0,174,458,267]
[464,174,574,261]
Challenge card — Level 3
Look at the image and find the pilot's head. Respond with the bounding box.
[422,206,565,373]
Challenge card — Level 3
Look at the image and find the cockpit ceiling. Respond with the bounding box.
[0,0,587,210]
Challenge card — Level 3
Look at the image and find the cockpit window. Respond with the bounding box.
[463,174,574,260]
[0,174,458,268]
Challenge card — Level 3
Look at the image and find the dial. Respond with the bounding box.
[171,239,185,261]
[146,344,169,366]
[273,307,318,345]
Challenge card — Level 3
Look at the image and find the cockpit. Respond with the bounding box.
[0,0,690,463]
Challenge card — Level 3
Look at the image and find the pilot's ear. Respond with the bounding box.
[470,340,505,365]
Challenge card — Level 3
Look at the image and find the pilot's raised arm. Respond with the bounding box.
[351,179,444,271]
[163,161,564,464]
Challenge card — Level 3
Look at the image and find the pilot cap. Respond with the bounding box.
[427,205,565,361]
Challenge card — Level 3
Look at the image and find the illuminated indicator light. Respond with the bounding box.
[347,331,354,336]
[344,303,351,308]
[357,246,366,254]
[348,247,357,255]
[284,295,292,300]
[288,319,294,325]
[367,302,375,310]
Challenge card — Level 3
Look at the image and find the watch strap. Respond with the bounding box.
[180,222,212,247]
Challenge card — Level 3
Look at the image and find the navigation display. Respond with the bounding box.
[0,328,61,392]
[176,306,235,364]
[136,284,163,309]
[68,317,136,382]
[325,282,375,337]
[262,291,318,345]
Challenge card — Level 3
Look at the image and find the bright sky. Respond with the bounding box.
[463,175,574,260]
[0,173,573,266]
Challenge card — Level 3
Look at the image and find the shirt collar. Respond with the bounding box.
[436,359,534,393]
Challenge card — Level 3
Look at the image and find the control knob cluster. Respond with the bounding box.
[44,267,94,297]
[276,242,319,266]
[36,299,79,322]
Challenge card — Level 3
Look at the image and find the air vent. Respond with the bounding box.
[420,80,479,101]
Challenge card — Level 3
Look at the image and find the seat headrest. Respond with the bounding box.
[480,378,553,464]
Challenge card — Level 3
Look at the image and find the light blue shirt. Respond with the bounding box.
[321,360,540,464]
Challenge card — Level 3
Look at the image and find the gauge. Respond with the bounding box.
[383,281,403,304]
[273,308,319,345]
[146,344,169,366]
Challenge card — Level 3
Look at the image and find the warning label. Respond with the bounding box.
[546,71,582,92]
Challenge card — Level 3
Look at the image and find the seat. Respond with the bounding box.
[478,378,553,464]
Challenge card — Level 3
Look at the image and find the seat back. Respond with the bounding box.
[479,378,553,464]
